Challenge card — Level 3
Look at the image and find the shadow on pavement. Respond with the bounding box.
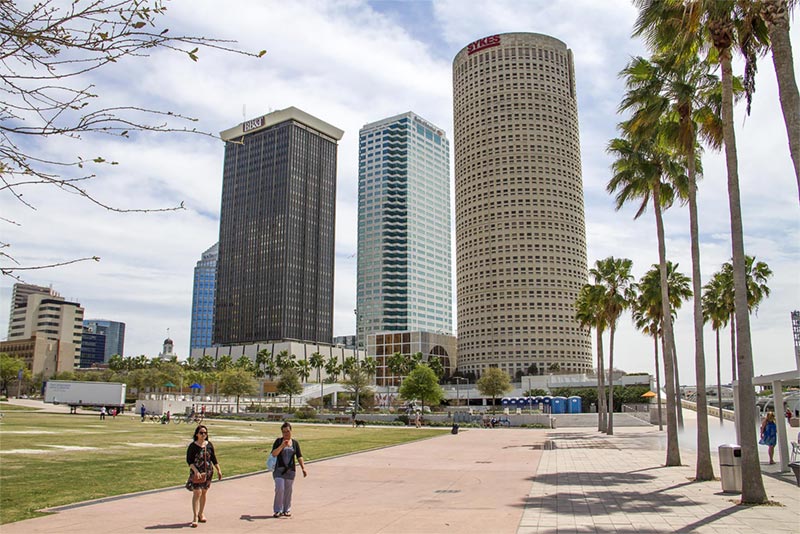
[239,514,278,522]
[515,488,697,515]
[526,471,657,486]
[143,522,192,530]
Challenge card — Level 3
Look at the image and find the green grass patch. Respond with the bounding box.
[0,403,42,411]
[0,411,447,524]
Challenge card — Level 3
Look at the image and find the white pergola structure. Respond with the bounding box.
[733,369,800,472]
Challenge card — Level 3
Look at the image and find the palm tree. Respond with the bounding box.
[631,284,664,431]
[712,257,773,384]
[607,120,686,466]
[619,48,728,479]
[296,358,311,384]
[324,355,341,383]
[759,0,800,202]
[387,352,407,388]
[589,257,635,436]
[310,352,325,411]
[575,283,609,433]
[702,271,731,423]
[634,0,771,502]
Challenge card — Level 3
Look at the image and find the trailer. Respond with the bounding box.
[44,380,126,411]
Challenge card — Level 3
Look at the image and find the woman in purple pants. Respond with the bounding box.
[270,422,308,517]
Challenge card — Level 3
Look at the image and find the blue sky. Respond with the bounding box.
[1,0,798,384]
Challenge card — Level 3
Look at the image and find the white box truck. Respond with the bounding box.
[44,380,126,411]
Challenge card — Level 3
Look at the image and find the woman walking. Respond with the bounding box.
[270,422,308,518]
[760,411,778,465]
[186,425,222,527]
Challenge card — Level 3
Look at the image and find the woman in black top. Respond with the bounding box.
[270,422,308,517]
[186,425,222,527]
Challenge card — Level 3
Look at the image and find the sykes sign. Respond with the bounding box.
[242,116,265,133]
[467,35,501,55]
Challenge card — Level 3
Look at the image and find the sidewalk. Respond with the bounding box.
[2,425,798,533]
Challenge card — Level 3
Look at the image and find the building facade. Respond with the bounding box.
[214,107,344,346]
[190,242,218,353]
[7,283,84,371]
[452,33,592,378]
[367,330,457,388]
[79,327,106,368]
[82,319,125,362]
[356,112,452,348]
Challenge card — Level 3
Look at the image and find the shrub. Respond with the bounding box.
[294,406,316,420]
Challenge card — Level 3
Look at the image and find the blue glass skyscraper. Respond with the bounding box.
[190,242,218,353]
[356,112,452,347]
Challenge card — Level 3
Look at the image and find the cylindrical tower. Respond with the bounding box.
[452,32,591,379]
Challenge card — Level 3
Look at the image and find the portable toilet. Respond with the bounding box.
[533,396,543,411]
[568,396,583,413]
[501,397,510,407]
[552,396,567,414]
[542,396,553,413]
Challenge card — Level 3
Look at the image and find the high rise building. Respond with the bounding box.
[79,326,106,368]
[214,107,343,346]
[82,319,125,361]
[356,112,453,348]
[190,242,218,353]
[6,282,84,371]
[452,33,592,378]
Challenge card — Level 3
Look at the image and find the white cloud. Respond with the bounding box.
[1,1,797,386]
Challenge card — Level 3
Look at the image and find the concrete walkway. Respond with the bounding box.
[2,423,798,533]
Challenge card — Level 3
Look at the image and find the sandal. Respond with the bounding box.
[198,516,207,523]
[190,521,198,528]
[273,513,281,518]
[283,512,292,517]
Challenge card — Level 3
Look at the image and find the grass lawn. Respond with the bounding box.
[0,403,42,411]
[0,411,447,524]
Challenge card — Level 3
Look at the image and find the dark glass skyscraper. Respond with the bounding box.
[81,319,125,361]
[214,107,344,346]
[189,242,218,353]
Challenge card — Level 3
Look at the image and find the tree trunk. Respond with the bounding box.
[654,334,663,431]
[687,149,714,480]
[720,47,768,503]
[670,324,684,430]
[716,328,724,424]
[596,329,607,432]
[766,0,800,203]
[607,323,616,435]
[730,312,737,382]
[653,188,681,467]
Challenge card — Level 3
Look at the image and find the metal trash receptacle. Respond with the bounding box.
[719,444,742,493]
[451,424,459,435]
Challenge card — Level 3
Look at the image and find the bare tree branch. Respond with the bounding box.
[0,0,266,276]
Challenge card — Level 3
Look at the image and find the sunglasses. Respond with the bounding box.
[198,431,207,435]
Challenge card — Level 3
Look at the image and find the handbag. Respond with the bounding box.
[191,471,207,484]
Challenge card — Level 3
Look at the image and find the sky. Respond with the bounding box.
[2,0,798,386]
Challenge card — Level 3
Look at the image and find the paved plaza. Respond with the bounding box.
[2,411,798,533]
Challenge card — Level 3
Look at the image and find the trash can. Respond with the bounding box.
[719,444,742,493]
[451,423,459,435]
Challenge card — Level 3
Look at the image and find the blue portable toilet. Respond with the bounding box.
[542,396,553,413]
[552,396,567,414]
[501,397,510,406]
[568,396,582,413]
[533,396,543,410]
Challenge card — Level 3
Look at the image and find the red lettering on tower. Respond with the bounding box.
[467,34,501,55]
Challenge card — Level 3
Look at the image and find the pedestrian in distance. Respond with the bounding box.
[415,411,421,428]
[759,411,778,465]
[185,425,222,528]
[99,406,106,420]
[140,404,146,422]
[270,422,308,518]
